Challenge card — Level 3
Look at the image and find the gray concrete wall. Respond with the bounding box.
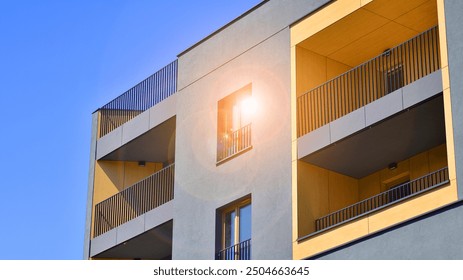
[173,27,292,260]
[312,201,463,259]
[83,112,98,259]
[444,0,463,199]
[172,0,331,260]
[177,0,331,90]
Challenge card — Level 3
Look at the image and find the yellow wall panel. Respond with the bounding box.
[328,171,359,212]
[94,161,124,204]
[428,144,447,171]
[358,172,381,200]
[297,161,330,236]
[123,161,163,187]
[94,160,163,204]
[410,152,430,179]
[326,58,352,80]
[296,47,326,96]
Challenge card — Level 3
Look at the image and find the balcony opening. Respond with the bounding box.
[93,163,175,237]
[216,196,251,260]
[217,84,253,164]
[93,220,173,260]
[295,0,439,137]
[296,95,448,238]
[385,64,404,94]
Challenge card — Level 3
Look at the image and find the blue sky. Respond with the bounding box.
[0,0,261,260]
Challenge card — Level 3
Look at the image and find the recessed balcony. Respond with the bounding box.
[297,139,449,239]
[93,163,175,237]
[297,26,440,138]
[90,164,175,259]
[315,167,449,232]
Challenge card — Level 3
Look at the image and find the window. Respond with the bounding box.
[388,180,411,203]
[383,174,410,203]
[385,64,404,94]
[217,84,253,163]
[216,199,251,260]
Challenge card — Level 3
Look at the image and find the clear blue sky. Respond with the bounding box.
[0,0,261,260]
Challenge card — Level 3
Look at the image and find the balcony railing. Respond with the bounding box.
[93,163,175,237]
[98,60,178,138]
[217,123,252,163]
[297,26,440,137]
[315,167,449,232]
[216,239,251,260]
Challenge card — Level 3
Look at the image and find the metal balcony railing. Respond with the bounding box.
[98,60,178,138]
[217,123,252,163]
[315,167,449,232]
[93,163,175,237]
[216,239,251,260]
[297,26,440,137]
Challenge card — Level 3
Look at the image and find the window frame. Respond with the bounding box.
[216,84,253,164]
[221,198,251,249]
[216,197,252,260]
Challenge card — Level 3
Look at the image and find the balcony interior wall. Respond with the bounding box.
[91,160,163,237]
[297,143,447,237]
[295,47,351,97]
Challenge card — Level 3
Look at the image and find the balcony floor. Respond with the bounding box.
[100,116,176,163]
[90,200,173,258]
[94,220,172,260]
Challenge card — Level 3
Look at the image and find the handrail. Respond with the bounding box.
[217,123,252,162]
[315,167,449,232]
[216,239,251,260]
[297,26,440,137]
[98,60,178,138]
[93,163,175,237]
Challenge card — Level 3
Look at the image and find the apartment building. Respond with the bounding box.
[84,0,463,260]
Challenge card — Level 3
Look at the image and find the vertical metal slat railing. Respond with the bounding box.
[217,123,252,162]
[98,60,178,138]
[216,239,251,260]
[93,163,175,237]
[315,167,449,232]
